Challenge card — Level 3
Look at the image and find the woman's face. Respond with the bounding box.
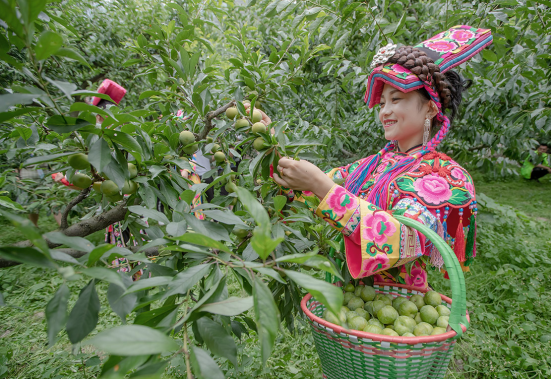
[378,84,435,145]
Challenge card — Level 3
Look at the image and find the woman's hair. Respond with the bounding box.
[96,99,114,109]
[386,46,472,120]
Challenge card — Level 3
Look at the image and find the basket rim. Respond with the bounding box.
[301,281,469,344]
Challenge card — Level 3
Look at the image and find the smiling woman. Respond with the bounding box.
[273,25,493,287]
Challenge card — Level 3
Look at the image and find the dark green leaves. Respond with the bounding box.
[66,280,101,344]
[89,138,112,173]
[35,31,63,60]
[235,187,269,228]
[107,274,137,323]
[87,325,180,355]
[253,277,279,365]
[0,246,56,268]
[283,270,343,317]
[170,233,231,253]
[196,317,238,367]
[163,264,212,299]
[0,93,39,113]
[45,284,70,347]
[45,115,91,133]
[190,346,225,379]
[128,205,170,225]
[197,296,253,316]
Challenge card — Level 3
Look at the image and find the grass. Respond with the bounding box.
[0,173,550,379]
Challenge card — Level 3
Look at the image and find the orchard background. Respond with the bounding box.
[0,0,550,378]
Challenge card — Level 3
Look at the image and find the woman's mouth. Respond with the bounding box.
[384,120,397,128]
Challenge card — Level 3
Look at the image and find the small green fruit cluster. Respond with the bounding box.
[321,285,450,337]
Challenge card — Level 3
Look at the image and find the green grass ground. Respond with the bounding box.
[0,174,550,379]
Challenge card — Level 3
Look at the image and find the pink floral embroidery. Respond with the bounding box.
[363,212,397,245]
[360,254,390,277]
[450,29,476,43]
[303,190,314,196]
[413,174,452,204]
[465,181,475,197]
[425,40,458,53]
[405,266,427,287]
[326,186,358,216]
[391,64,412,75]
[451,167,467,181]
[427,31,447,41]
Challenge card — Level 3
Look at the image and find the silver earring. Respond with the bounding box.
[423,117,431,146]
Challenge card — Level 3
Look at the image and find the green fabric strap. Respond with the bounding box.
[395,215,469,338]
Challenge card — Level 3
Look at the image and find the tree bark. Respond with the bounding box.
[197,101,236,141]
[13,202,129,249]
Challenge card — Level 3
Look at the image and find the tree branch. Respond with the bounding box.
[60,187,91,230]
[14,201,129,249]
[0,245,160,269]
[198,100,236,140]
[340,148,354,158]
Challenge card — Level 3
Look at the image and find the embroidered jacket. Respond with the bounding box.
[314,149,477,288]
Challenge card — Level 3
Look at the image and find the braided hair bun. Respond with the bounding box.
[386,46,471,120]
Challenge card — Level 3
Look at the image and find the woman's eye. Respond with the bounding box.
[392,97,401,102]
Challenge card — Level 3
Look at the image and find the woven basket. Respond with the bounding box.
[301,215,470,379]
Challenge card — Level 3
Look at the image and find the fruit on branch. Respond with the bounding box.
[226,107,238,119]
[164,155,173,160]
[179,131,196,146]
[252,109,262,123]
[68,153,90,170]
[206,136,213,143]
[252,122,267,134]
[106,193,123,202]
[233,227,248,238]
[128,163,138,178]
[235,118,249,128]
[72,172,92,188]
[211,144,221,153]
[225,182,237,193]
[100,180,119,196]
[214,151,226,163]
[253,137,266,151]
[121,180,138,195]
[92,182,102,192]
[182,144,198,155]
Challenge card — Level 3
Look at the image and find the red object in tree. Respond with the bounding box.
[270,163,274,178]
[92,79,127,106]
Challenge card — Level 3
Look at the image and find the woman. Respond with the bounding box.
[272,26,492,288]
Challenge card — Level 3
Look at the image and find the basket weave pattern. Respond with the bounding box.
[302,283,468,379]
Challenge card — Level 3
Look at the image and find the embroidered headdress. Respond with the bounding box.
[92,79,127,106]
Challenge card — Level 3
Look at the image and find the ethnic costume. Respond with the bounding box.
[311,26,492,288]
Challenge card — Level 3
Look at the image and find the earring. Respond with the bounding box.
[423,117,431,146]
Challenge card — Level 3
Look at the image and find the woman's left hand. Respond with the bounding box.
[273,158,335,199]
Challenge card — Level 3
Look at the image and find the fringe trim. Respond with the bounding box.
[454,218,466,263]
[430,219,445,270]
[465,214,476,260]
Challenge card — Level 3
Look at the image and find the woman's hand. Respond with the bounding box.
[273,158,335,199]
[243,103,272,126]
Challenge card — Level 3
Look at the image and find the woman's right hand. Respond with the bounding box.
[243,103,272,126]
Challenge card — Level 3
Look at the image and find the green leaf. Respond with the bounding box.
[70,91,115,103]
[197,296,253,316]
[393,12,406,36]
[0,107,42,123]
[124,276,173,294]
[283,270,343,317]
[127,205,170,225]
[0,196,24,211]
[138,90,163,100]
[87,244,115,267]
[46,115,91,133]
[22,152,75,167]
[273,195,287,212]
[196,317,238,367]
[69,102,108,116]
[133,304,178,327]
[35,31,63,60]
[54,47,90,67]
[481,49,498,62]
[0,93,39,112]
[251,231,284,260]
[163,263,212,299]
[66,280,101,344]
[45,284,70,347]
[253,277,279,366]
[235,187,269,228]
[0,246,56,268]
[46,231,95,252]
[81,267,127,290]
[276,254,343,280]
[104,129,143,162]
[189,346,225,379]
[86,325,180,355]
[89,138,112,172]
[107,274,136,323]
[44,77,77,100]
[201,209,248,227]
[169,233,231,253]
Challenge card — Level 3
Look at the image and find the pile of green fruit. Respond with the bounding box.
[321,283,451,337]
